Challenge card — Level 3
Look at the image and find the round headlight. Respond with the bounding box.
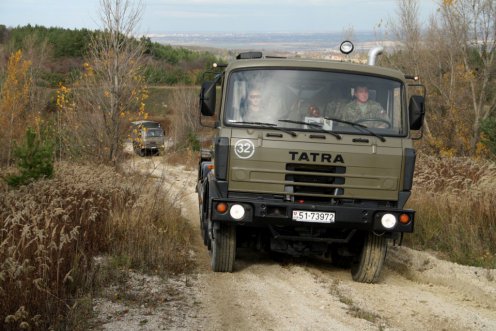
[229,204,246,220]
[340,40,354,54]
[381,213,397,229]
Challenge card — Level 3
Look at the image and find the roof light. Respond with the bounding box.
[340,40,354,55]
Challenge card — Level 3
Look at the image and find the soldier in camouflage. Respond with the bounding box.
[341,85,387,124]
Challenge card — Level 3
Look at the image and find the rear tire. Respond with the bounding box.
[211,223,236,272]
[351,232,387,283]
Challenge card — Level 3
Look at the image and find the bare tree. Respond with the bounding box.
[393,0,421,72]
[439,0,496,152]
[169,86,201,150]
[74,0,146,164]
[387,0,496,156]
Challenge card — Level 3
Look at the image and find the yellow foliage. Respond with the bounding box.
[0,50,32,163]
[56,83,73,111]
[0,50,32,119]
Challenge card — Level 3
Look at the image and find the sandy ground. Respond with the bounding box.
[91,149,496,331]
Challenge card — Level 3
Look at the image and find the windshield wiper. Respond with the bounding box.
[229,121,297,137]
[324,117,386,142]
[278,119,341,140]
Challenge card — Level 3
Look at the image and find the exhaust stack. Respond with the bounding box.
[367,46,384,66]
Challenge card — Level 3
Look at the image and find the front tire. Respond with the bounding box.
[199,204,211,249]
[210,223,236,272]
[351,232,387,283]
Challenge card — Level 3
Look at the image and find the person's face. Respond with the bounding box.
[248,90,261,111]
[308,105,320,117]
[355,87,369,104]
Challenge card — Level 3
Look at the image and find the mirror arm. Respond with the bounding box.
[412,127,424,140]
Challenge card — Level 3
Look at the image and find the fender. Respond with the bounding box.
[207,171,228,199]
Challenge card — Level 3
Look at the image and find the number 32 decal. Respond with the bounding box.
[234,139,255,159]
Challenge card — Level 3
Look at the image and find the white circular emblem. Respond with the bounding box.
[234,139,255,159]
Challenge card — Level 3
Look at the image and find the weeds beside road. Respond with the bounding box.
[0,162,194,330]
[408,154,496,268]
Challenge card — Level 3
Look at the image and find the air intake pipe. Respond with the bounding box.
[367,46,384,66]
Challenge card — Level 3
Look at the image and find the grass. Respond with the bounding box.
[0,161,195,330]
[405,154,496,268]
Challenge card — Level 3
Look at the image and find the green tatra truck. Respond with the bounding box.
[196,42,425,283]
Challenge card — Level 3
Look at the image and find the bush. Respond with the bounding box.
[5,128,54,187]
[481,117,496,157]
[187,131,201,151]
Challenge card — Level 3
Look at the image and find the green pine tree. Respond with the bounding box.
[6,128,54,187]
[481,117,496,157]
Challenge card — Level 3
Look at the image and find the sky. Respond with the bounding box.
[0,0,439,35]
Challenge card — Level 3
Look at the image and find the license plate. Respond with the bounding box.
[292,210,335,223]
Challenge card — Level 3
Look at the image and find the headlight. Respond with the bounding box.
[381,213,397,229]
[229,204,245,220]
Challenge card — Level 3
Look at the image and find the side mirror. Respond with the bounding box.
[409,95,425,130]
[200,81,216,116]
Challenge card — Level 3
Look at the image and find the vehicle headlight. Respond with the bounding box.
[381,213,397,229]
[229,204,245,220]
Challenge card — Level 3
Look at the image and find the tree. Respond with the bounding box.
[0,50,32,166]
[5,127,54,187]
[387,0,496,157]
[71,0,147,164]
[440,0,496,153]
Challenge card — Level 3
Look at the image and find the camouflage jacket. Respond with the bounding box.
[340,100,386,122]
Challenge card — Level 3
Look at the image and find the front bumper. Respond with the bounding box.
[210,198,414,233]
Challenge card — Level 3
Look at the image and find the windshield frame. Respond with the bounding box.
[223,67,408,138]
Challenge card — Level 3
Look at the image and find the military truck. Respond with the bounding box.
[130,120,165,156]
[196,42,425,283]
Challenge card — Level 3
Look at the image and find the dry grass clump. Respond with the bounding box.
[164,148,199,170]
[0,162,195,330]
[407,154,496,267]
[107,174,194,273]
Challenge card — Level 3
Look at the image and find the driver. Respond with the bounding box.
[341,85,387,123]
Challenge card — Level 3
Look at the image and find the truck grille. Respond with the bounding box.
[285,163,345,201]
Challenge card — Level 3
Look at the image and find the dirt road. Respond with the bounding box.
[92,154,496,331]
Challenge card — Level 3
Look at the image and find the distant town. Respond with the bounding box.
[149,31,399,60]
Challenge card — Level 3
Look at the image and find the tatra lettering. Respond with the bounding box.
[288,151,345,163]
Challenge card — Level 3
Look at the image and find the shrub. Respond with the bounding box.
[5,128,54,187]
[481,117,496,157]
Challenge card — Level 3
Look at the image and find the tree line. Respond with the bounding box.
[0,24,217,86]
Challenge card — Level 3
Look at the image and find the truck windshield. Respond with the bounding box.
[224,69,405,136]
[144,128,164,137]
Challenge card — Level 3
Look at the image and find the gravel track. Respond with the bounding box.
[91,154,496,331]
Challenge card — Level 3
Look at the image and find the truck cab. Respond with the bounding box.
[197,45,425,283]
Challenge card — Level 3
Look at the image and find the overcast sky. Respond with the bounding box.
[0,0,439,34]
